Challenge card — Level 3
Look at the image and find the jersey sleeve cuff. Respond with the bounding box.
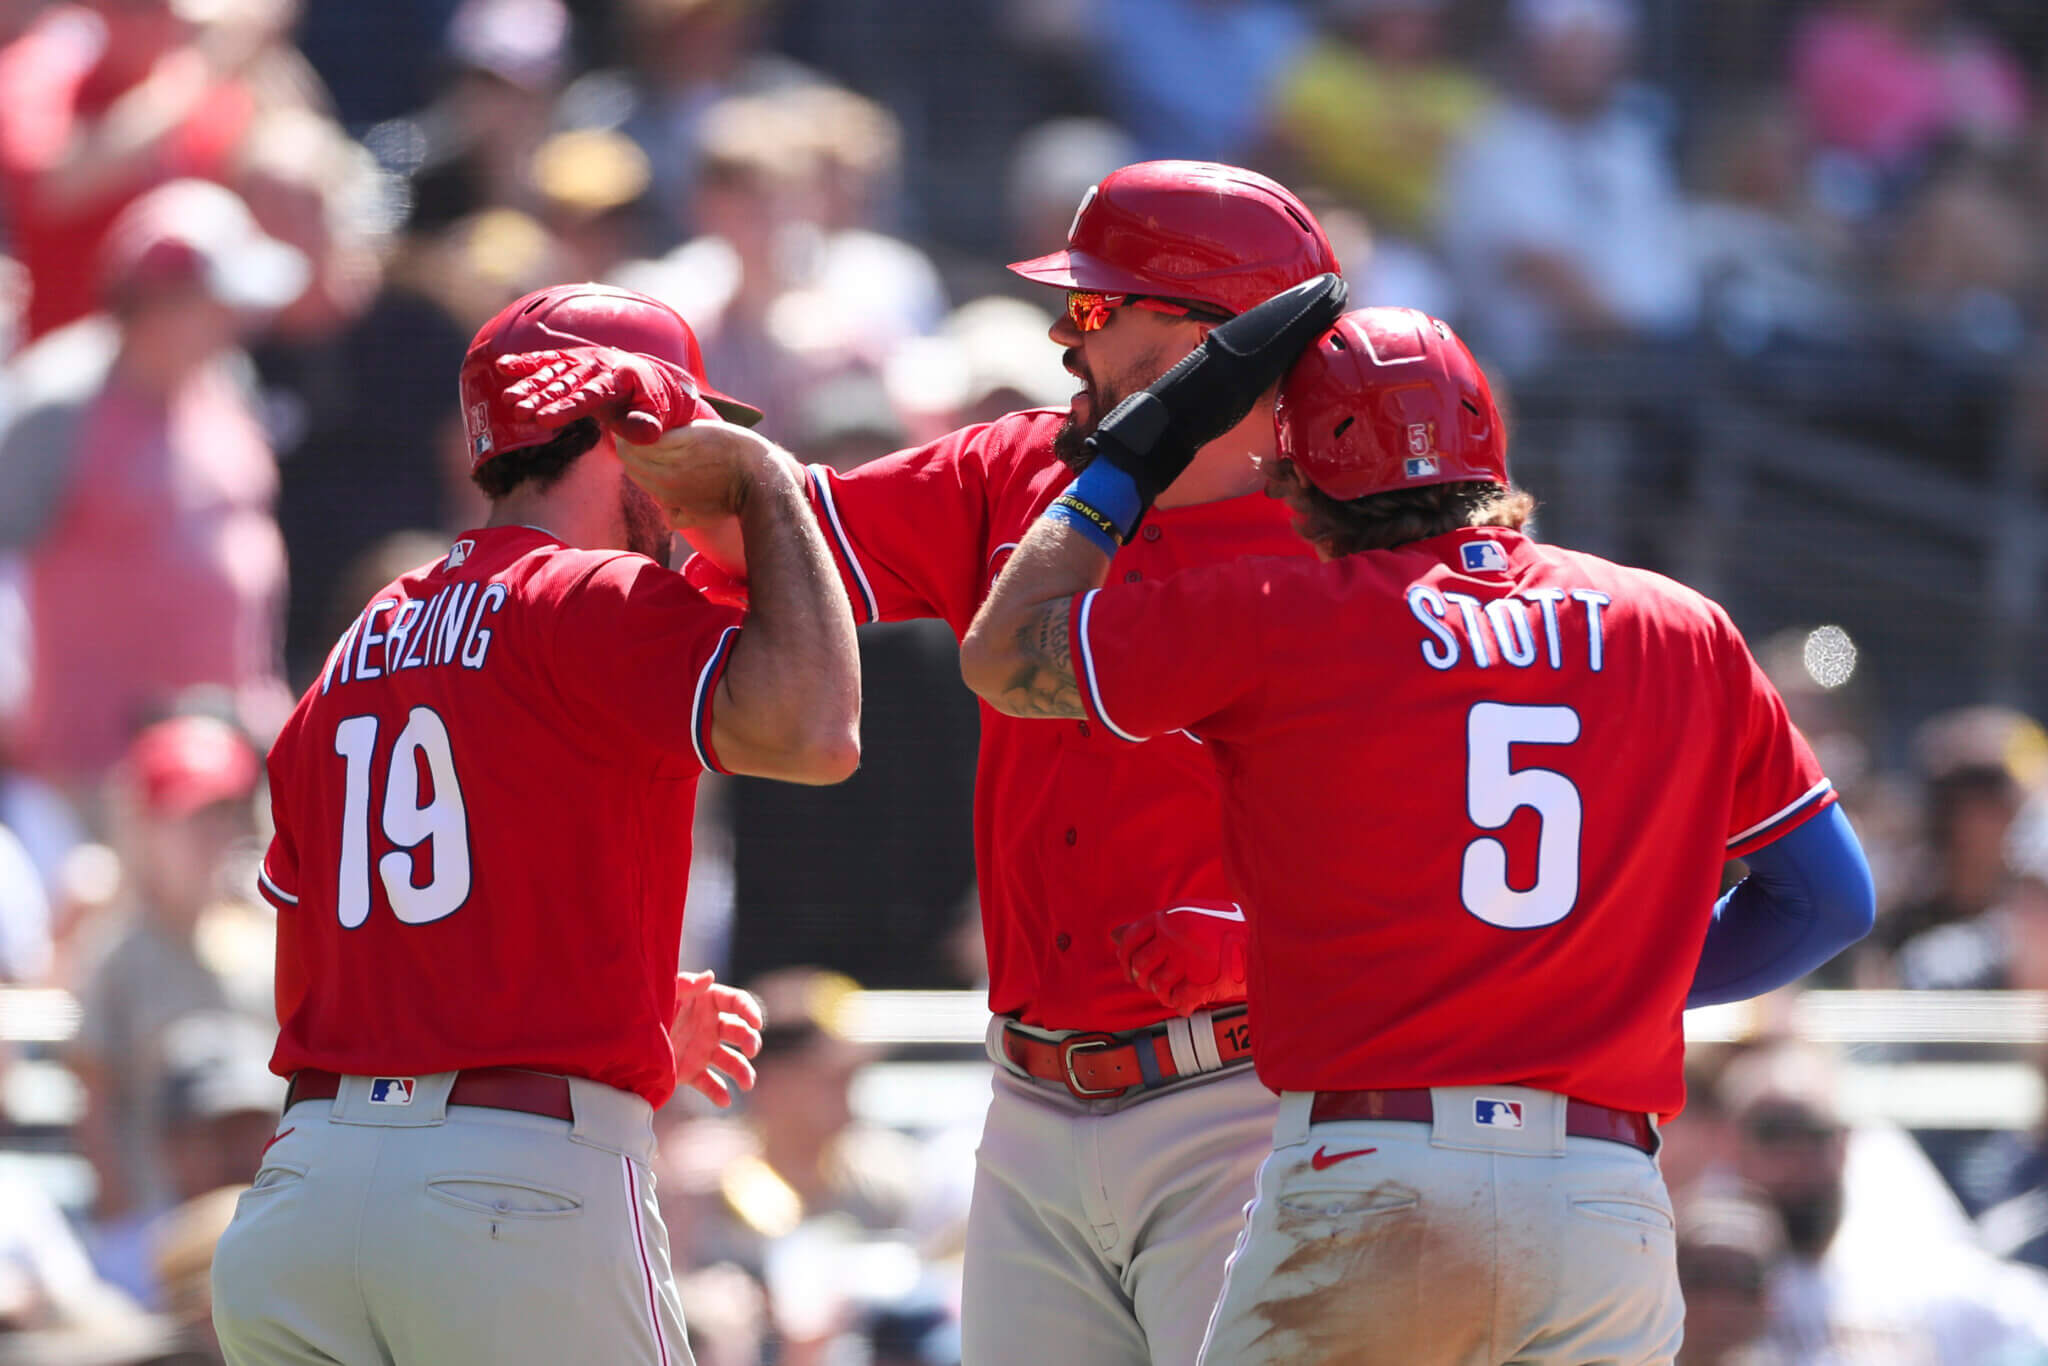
[1072,589,1147,745]
[806,465,879,625]
[256,863,298,910]
[1727,777,1836,859]
[691,624,741,775]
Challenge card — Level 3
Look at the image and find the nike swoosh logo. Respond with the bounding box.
[259,1126,295,1160]
[1309,1145,1377,1171]
[1163,903,1245,922]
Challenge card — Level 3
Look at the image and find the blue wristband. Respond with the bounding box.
[1044,461,1144,556]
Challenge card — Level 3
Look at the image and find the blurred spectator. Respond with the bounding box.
[676,1261,770,1366]
[0,180,303,787]
[295,0,463,130]
[1661,1044,1744,1199]
[1724,1040,2048,1361]
[91,1011,283,1308]
[1899,778,2048,994]
[66,714,261,1229]
[1264,0,1493,242]
[882,295,1071,436]
[1093,0,1309,163]
[150,1183,247,1362]
[738,969,916,1231]
[1883,154,2035,355]
[783,84,947,346]
[617,95,831,445]
[1439,0,1697,373]
[233,106,386,345]
[0,0,308,340]
[434,0,566,213]
[1676,1190,1790,1366]
[1939,792,2048,1269]
[1885,705,2047,961]
[532,126,652,280]
[1686,97,1865,355]
[0,1160,146,1336]
[1790,0,2030,180]
[564,0,816,244]
[1004,119,1138,270]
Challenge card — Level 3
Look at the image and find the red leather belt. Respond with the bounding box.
[1002,1009,1254,1100]
[285,1068,574,1122]
[1310,1088,1655,1155]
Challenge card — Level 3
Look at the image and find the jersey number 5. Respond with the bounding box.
[1461,702,1582,929]
[332,708,472,928]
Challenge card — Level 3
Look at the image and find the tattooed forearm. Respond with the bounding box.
[999,601,1086,718]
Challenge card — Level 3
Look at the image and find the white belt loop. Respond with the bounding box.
[1163,1015,1201,1077]
[1188,1009,1224,1073]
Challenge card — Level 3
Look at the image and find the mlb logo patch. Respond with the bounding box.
[447,538,474,569]
[368,1077,417,1106]
[1460,541,1511,572]
[1405,456,1439,479]
[1475,1098,1524,1129]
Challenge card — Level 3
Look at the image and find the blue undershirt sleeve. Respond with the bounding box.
[1687,803,1876,1008]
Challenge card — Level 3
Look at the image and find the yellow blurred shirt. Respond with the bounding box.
[1273,44,1494,238]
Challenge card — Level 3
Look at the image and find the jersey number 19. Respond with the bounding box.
[332,708,473,928]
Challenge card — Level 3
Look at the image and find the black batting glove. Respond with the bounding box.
[1084,272,1349,506]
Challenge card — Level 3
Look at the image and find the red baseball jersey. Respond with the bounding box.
[1070,526,1833,1115]
[807,408,1311,1031]
[256,526,743,1108]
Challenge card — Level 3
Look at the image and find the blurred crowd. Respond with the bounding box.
[0,0,2043,1361]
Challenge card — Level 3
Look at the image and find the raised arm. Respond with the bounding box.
[631,424,862,784]
[960,273,1348,716]
[500,346,860,783]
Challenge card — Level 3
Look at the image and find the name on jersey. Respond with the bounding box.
[1407,585,1611,673]
[321,580,509,693]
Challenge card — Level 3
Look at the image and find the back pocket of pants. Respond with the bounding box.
[1568,1194,1673,1236]
[426,1172,584,1219]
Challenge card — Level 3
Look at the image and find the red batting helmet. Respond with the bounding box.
[1007,161,1340,317]
[459,282,762,468]
[1275,307,1506,502]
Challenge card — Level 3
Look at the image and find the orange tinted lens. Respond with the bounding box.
[1067,290,1112,331]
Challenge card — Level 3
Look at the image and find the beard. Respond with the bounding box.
[620,478,674,562]
[1773,1187,1845,1259]
[1052,376,1130,472]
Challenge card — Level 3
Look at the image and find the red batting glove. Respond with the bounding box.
[497,346,716,445]
[1109,900,1249,1016]
[669,969,764,1107]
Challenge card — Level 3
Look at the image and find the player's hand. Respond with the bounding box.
[670,969,764,1108]
[1109,900,1250,1016]
[616,421,785,529]
[498,346,715,445]
[1086,272,1348,505]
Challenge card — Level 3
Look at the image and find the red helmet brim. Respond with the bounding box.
[1006,248,1176,300]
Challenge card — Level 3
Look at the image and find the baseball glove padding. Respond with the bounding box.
[1084,271,1349,507]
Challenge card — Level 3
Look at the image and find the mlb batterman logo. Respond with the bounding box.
[1475,1098,1524,1129]
[368,1077,417,1106]
[1461,541,1511,572]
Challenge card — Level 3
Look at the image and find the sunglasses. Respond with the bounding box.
[1065,290,1233,333]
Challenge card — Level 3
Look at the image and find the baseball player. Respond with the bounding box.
[958,293,1875,1365]
[208,283,860,1366]
[519,162,1338,1366]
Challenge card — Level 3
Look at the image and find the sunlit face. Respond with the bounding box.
[1046,300,1209,469]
